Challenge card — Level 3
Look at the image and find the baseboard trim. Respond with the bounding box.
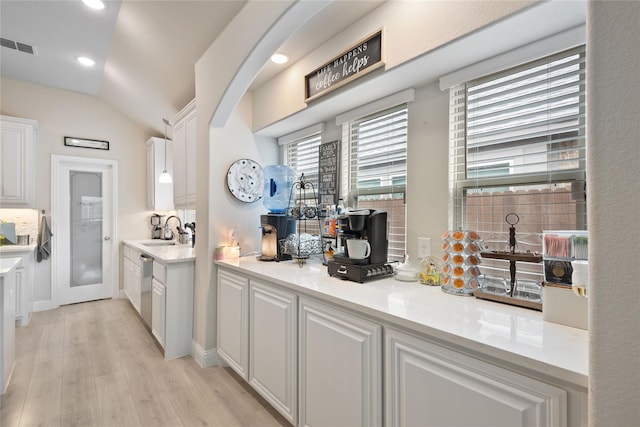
[191,340,222,368]
[32,299,58,312]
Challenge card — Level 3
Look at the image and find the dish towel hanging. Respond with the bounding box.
[37,215,53,262]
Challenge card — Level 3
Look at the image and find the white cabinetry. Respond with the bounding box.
[0,248,35,326]
[299,297,382,427]
[385,327,567,427]
[151,278,165,346]
[123,246,142,313]
[170,100,196,209]
[1,266,16,394]
[0,115,37,207]
[249,280,297,424]
[146,137,174,211]
[151,260,193,360]
[217,269,248,379]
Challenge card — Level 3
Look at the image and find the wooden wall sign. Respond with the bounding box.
[305,30,384,102]
[318,140,339,206]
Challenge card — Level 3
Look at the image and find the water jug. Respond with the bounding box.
[263,165,295,213]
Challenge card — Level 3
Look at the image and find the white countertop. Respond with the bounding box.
[122,240,195,264]
[0,257,21,277]
[0,244,36,254]
[216,256,588,388]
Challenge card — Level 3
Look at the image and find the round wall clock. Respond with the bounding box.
[226,159,264,203]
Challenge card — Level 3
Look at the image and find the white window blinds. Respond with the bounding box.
[449,45,587,281]
[345,104,408,261]
[285,133,322,192]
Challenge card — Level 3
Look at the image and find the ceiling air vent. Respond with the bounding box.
[0,37,37,55]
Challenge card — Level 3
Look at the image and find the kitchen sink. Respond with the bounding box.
[141,241,176,246]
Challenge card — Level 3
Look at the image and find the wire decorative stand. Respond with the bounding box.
[474,213,544,311]
[283,173,324,267]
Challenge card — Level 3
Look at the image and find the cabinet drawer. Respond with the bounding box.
[124,246,142,267]
[153,261,166,284]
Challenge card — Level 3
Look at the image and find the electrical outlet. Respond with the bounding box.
[418,237,431,259]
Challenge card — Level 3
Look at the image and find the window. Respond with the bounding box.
[285,132,322,190]
[344,104,408,261]
[449,46,586,282]
[283,131,323,235]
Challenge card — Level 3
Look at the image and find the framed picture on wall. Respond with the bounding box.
[64,136,110,150]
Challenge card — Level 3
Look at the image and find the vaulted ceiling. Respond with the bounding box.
[0,0,383,136]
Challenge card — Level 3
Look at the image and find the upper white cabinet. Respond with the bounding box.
[146,137,174,211]
[299,297,382,427]
[170,100,196,209]
[385,327,567,427]
[0,115,37,207]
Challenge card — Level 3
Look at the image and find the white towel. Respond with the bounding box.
[37,215,53,262]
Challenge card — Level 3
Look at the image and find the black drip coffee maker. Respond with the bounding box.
[327,210,394,282]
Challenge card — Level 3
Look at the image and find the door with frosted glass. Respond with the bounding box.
[54,158,114,305]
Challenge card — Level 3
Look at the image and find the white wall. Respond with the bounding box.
[587,2,640,425]
[0,77,151,304]
[406,82,450,258]
[252,0,533,131]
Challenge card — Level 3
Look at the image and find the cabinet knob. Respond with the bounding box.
[104,236,111,241]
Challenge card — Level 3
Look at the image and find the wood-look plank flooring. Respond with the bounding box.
[0,298,290,427]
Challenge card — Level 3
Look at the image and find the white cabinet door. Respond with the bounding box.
[170,101,196,209]
[123,257,141,313]
[1,270,16,394]
[184,109,197,206]
[0,251,34,326]
[0,115,37,207]
[385,327,567,427]
[249,280,297,424]
[299,297,382,427]
[151,278,165,347]
[171,118,186,207]
[146,137,174,211]
[217,269,248,379]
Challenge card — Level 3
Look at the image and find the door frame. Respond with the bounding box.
[51,155,119,307]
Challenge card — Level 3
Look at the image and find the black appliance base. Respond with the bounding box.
[327,260,394,283]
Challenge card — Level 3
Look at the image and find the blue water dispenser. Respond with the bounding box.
[262,165,295,213]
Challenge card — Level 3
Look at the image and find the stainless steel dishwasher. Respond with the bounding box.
[140,254,154,328]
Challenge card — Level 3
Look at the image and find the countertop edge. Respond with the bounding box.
[122,240,195,264]
[0,257,21,276]
[0,244,37,254]
[215,257,588,389]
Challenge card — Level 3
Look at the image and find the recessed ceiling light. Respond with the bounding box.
[271,53,288,64]
[82,0,106,10]
[77,56,95,67]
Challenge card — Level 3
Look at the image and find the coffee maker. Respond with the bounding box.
[259,214,296,261]
[327,210,394,282]
[150,213,164,239]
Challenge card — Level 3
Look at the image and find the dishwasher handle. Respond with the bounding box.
[140,254,154,263]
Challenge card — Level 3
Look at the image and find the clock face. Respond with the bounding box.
[226,159,264,203]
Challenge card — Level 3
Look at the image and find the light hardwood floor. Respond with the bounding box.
[0,298,290,427]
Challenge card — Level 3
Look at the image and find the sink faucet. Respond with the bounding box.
[164,215,182,240]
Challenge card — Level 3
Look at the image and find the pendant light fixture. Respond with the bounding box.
[158,118,173,184]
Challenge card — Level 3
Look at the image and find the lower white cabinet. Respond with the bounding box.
[249,280,296,424]
[151,260,193,360]
[123,256,141,313]
[1,269,16,394]
[385,327,567,427]
[217,269,248,379]
[0,249,35,326]
[151,278,165,346]
[299,297,382,427]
